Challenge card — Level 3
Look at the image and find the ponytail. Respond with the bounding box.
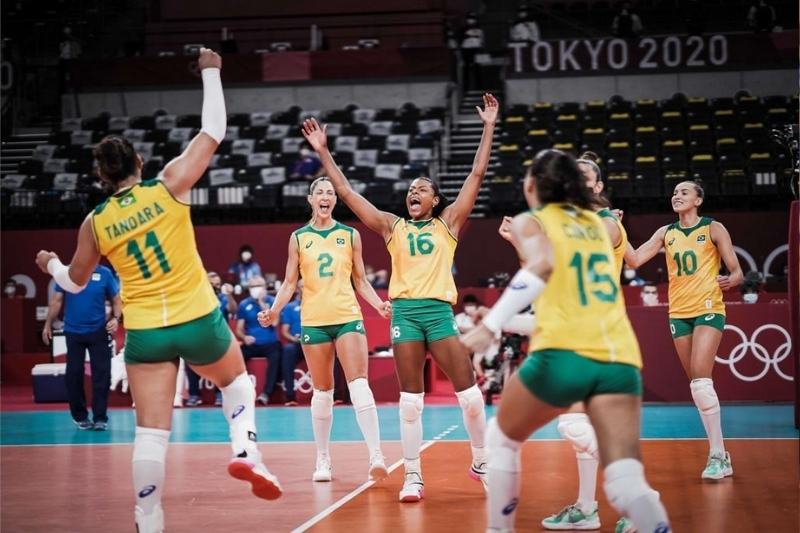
[530,149,593,209]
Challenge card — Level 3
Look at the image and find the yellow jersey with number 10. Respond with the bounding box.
[529,204,642,368]
[663,217,725,318]
[386,217,458,305]
[294,222,362,327]
[91,179,217,329]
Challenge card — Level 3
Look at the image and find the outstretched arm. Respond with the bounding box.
[442,93,498,236]
[301,118,397,240]
[351,230,392,319]
[161,48,225,202]
[35,214,101,292]
[711,221,744,290]
[624,225,669,269]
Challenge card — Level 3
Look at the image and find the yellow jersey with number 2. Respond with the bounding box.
[663,217,725,318]
[294,221,362,327]
[386,217,458,305]
[91,179,217,329]
[529,203,642,368]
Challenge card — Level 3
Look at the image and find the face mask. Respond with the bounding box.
[249,287,264,299]
[743,293,758,304]
[300,148,310,157]
[624,269,635,280]
[241,251,252,262]
[4,286,15,296]
[642,293,658,306]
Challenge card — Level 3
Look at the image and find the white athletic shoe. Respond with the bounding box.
[398,471,424,502]
[135,504,164,533]
[227,452,283,501]
[469,461,488,493]
[701,451,733,480]
[368,451,389,481]
[312,454,333,482]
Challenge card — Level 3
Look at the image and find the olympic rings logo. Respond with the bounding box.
[715,324,793,382]
[294,368,314,394]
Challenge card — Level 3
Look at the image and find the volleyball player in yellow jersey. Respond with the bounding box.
[257,177,391,483]
[462,149,671,533]
[301,94,498,502]
[34,49,281,533]
[626,180,742,480]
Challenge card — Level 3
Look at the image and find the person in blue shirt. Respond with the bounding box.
[279,283,303,406]
[236,276,281,404]
[42,264,122,430]
[185,271,239,407]
[228,244,263,288]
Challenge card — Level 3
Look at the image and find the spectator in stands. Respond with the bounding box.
[229,244,263,287]
[185,271,236,407]
[741,271,763,303]
[290,143,323,180]
[371,269,389,289]
[236,276,282,405]
[509,8,541,43]
[640,283,660,306]
[460,13,486,90]
[747,0,776,32]
[623,266,646,286]
[612,2,643,38]
[455,295,496,380]
[3,279,23,298]
[42,265,121,430]
[685,0,707,35]
[279,282,303,406]
[59,26,82,60]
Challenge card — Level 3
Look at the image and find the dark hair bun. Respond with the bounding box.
[93,136,137,184]
[579,150,600,163]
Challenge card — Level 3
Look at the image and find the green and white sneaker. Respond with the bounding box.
[701,451,733,480]
[615,517,636,533]
[541,502,600,530]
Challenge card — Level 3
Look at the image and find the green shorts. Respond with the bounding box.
[390,298,459,345]
[124,309,232,365]
[517,349,642,408]
[669,313,725,338]
[301,320,365,345]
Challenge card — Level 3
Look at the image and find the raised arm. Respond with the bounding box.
[441,93,498,236]
[351,230,391,319]
[35,213,101,293]
[259,236,301,328]
[301,118,397,240]
[624,224,669,269]
[161,48,225,202]
[711,221,744,290]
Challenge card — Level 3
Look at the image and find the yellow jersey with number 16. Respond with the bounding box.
[386,217,458,305]
[91,179,217,329]
[529,203,641,368]
[663,217,725,318]
[294,221,362,327]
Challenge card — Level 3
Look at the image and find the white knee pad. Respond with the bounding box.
[133,427,170,464]
[399,391,424,423]
[690,378,720,415]
[311,389,334,419]
[556,413,599,460]
[603,459,653,515]
[348,378,376,413]
[486,418,522,473]
[456,384,484,417]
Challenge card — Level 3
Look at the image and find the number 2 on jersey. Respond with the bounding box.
[126,230,171,279]
[568,251,618,306]
[317,252,334,277]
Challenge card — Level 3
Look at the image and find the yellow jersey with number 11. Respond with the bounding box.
[294,221,362,327]
[91,179,217,329]
[529,203,642,368]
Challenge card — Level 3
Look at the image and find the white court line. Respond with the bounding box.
[290,424,460,533]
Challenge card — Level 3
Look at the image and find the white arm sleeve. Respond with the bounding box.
[200,68,226,143]
[503,313,536,336]
[47,258,86,294]
[482,269,546,333]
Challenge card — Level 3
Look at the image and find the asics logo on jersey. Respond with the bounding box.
[138,485,156,498]
[232,404,245,419]
[502,498,519,515]
[667,238,675,246]
[305,241,313,249]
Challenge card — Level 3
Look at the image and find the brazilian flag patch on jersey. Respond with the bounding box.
[116,192,137,208]
[336,237,346,247]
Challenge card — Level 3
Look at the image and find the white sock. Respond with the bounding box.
[690,378,725,455]
[132,427,170,515]
[348,378,381,457]
[556,413,599,512]
[311,389,334,457]
[399,391,424,473]
[604,459,671,533]
[220,372,258,457]
[456,384,487,464]
[577,455,598,512]
[486,418,522,531]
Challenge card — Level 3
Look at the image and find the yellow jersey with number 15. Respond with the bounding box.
[663,217,725,318]
[294,221,362,327]
[529,203,641,368]
[91,179,217,329]
[386,217,458,305]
